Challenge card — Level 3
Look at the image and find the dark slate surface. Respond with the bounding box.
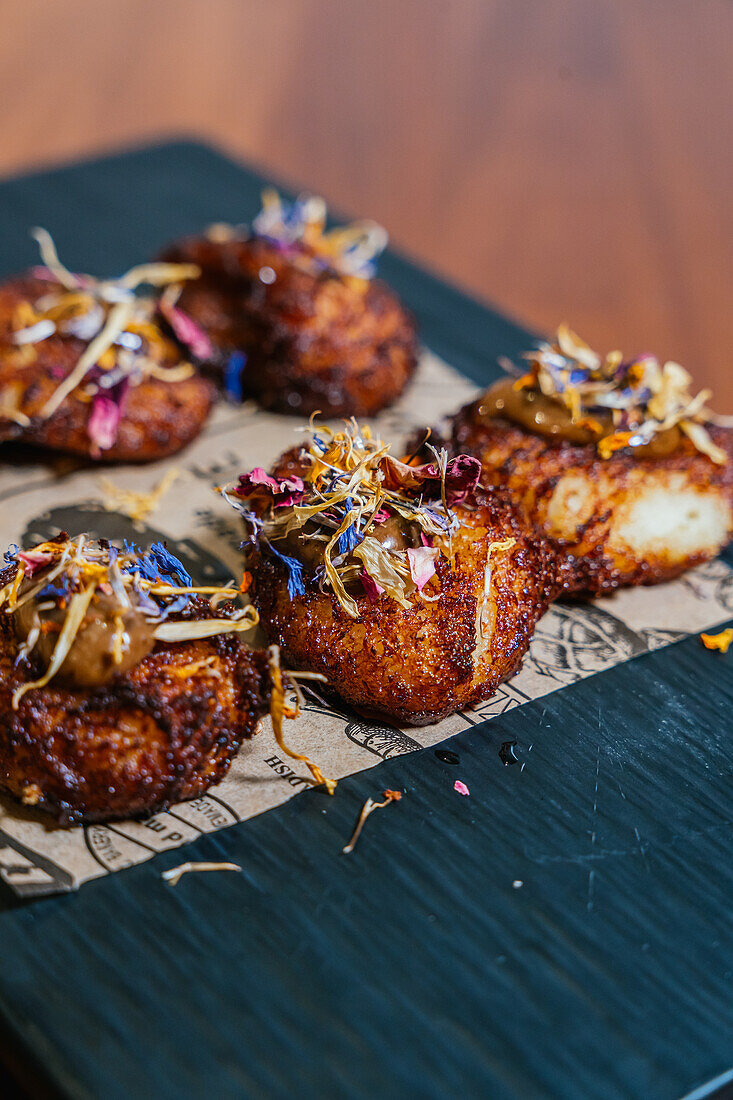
[0,141,731,1100]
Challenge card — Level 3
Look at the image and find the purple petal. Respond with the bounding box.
[360,570,384,602]
[159,301,214,361]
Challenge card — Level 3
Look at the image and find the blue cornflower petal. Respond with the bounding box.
[39,577,70,600]
[149,543,193,587]
[123,552,160,583]
[160,594,191,618]
[336,497,362,556]
[4,543,19,564]
[224,351,246,402]
[567,367,590,386]
[269,543,305,598]
[132,584,160,616]
[337,525,362,556]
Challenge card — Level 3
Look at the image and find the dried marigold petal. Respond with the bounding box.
[700,628,733,654]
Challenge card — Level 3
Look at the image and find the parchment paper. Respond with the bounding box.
[0,352,730,895]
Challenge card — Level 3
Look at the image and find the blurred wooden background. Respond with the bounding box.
[1,0,731,405]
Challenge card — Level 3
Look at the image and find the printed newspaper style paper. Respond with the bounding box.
[0,352,730,895]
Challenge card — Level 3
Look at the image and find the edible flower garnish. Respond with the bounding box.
[161,862,242,886]
[700,628,733,654]
[267,645,336,794]
[223,419,482,618]
[9,230,209,451]
[509,324,728,464]
[224,351,246,402]
[342,789,402,854]
[160,862,242,888]
[0,534,257,707]
[209,189,388,279]
[99,467,180,523]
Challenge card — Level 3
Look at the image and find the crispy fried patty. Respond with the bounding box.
[162,235,418,417]
[0,611,271,823]
[249,451,558,724]
[0,275,215,462]
[449,400,733,595]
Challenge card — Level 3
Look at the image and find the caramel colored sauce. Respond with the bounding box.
[626,424,681,459]
[365,515,422,553]
[275,514,421,571]
[474,378,681,458]
[14,591,156,688]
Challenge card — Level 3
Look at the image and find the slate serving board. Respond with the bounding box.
[0,140,731,1100]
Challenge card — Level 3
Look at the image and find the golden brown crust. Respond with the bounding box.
[162,235,419,417]
[0,612,271,823]
[449,399,733,595]
[248,478,558,726]
[0,275,215,462]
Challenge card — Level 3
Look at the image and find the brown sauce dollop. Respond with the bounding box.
[274,514,422,572]
[474,377,681,458]
[625,424,682,459]
[14,590,156,688]
[366,515,422,553]
[273,524,330,572]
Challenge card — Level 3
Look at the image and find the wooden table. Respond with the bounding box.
[0,0,730,405]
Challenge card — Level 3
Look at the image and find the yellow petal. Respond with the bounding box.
[700,628,733,654]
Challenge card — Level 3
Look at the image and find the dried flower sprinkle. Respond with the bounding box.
[700,628,733,654]
[1,534,257,706]
[223,419,483,619]
[161,862,242,886]
[207,189,389,280]
[342,789,402,854]
[9,230,208,450]
[507,324,728,464]
[99,467,180,523]
[267,645,336,794]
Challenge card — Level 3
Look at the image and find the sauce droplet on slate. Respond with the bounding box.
[499,740,519,766]
[435,749,460,765]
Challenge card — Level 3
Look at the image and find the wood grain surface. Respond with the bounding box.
[1,0,731,406]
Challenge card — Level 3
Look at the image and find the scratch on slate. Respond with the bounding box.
[525,816,733,867]
[634,826,651,874]
[587,743,601,912]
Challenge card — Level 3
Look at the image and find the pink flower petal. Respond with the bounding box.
[407,546,439,590]
[16,550,54,576]
[242,467,279,490]
[454,780,470,797]
[159,301,214,361]
[30,265,85,287]
[236,468,306,507]
[88,394,122,451]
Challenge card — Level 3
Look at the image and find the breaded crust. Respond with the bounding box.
[0,275,215,462]
[162,235,419,417]
[450,401,733,595]
[249,483,558,726]
[0,613,270,823]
